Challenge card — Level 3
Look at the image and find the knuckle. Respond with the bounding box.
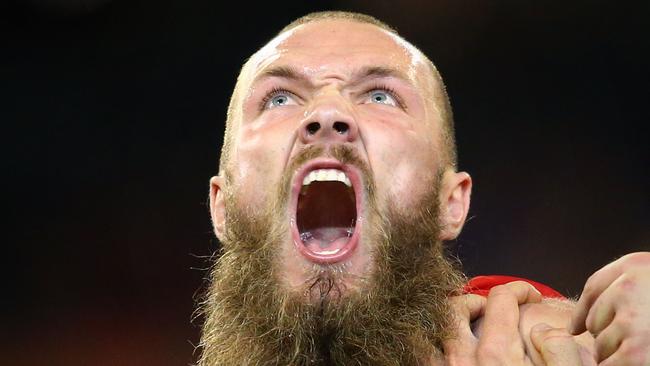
[476,345,501,362]
[623,252,650,266]
[616,312,637,330]
[489,281,529,296]
[618,340,649,366]
[506,280,533,289]
[477,340,522,363]
[487,284,513,297]
[615,273,638,293]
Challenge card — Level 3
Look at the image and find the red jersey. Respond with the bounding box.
[464,275,565,299]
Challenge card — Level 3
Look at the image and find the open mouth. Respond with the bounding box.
[290,160,362,264]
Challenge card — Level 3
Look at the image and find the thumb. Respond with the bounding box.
[530,323,592,366]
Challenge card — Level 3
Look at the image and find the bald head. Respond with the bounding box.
[200,12,473,365]
[219,11,457,176]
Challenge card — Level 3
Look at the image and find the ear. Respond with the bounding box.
[439,170,472,240]
[209,175,226,241]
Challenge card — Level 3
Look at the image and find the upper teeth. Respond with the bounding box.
[302,168,351,187]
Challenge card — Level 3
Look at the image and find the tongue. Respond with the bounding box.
[300,226,352,256]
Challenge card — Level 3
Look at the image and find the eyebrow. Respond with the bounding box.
[257,65,307,83]
[353,66,410,83]
[253,65,412,87]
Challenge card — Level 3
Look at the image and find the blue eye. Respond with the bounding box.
[367,90,398,106]
[262,89,297,110]
[271,94,289,106]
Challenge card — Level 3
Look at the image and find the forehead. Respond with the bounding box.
[245,19,432,84]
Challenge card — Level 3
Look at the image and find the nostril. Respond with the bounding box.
[333,121,349,134]
[306,122,320,135]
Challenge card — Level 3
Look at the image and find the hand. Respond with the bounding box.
[444,281,586,365]
[519,299,596,365]
[530,323,588,365]
[569,251,650,365]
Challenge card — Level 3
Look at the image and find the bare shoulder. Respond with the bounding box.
[519,298,595,364]
[471,297,595,363]
[519,297,576,330]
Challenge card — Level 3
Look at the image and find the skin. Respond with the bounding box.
[570,252,650,365]
[443,282,594,365]
[209,19,471,293]
[204,17,650,365]
[449,252,650,366]
[518,298,596,365]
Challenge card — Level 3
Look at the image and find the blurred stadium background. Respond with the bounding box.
[2,1,648,364]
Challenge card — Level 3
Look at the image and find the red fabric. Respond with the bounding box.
[464,275,565,299]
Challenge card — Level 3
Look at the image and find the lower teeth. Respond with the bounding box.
[299,224,355,252]
[300,232,313,242]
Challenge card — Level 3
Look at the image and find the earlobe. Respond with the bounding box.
[209,176,226,241]
[439,171,472,240]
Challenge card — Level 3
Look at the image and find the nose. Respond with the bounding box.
[298,95,359,145]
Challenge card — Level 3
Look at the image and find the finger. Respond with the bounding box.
[584,275,620,336]
[594,317,625,363]
[599,339,650,366]
[481,281,542,339]
[459,293,488,322]
[570,259,625,334]
[478,282,542,361]
[530,323,584,366]
[449,294,486,336]
[443,295,486,355]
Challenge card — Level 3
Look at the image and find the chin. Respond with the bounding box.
[278,230,376,304]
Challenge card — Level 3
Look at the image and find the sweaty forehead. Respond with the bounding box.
[244,19,432,85]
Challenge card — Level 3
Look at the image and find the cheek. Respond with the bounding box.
[232,124,291,207]
[384,164,439,215]
[365,128,439,210]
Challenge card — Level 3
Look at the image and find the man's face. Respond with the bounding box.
[221,19,453,291]
[200,19,471,365]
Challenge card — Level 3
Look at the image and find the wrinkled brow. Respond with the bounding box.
[252,65,412,86]
[254,65,307,84]
[354,66,410,82]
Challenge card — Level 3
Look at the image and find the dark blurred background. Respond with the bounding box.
[2,0,648,365]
